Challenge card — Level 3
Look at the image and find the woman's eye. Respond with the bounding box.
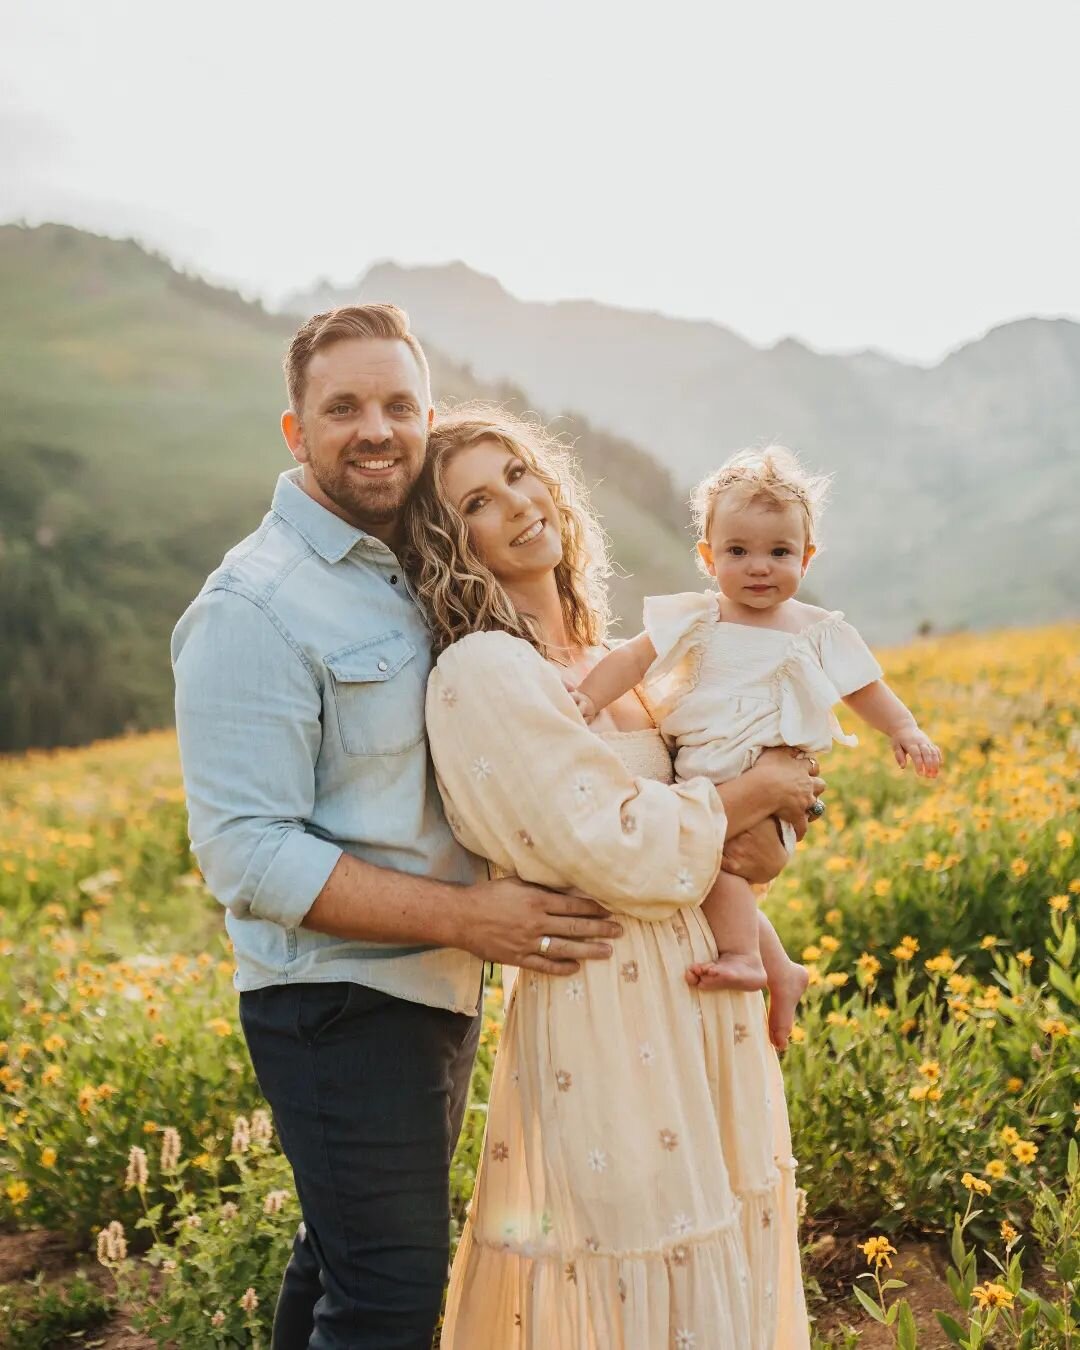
[508,463,526,481]
[464,497,486,515]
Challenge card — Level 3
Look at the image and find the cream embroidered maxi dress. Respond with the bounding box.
[426,632,809,1350]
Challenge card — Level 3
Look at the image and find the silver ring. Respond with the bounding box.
[807,800,825,820]
[539,935,553,956]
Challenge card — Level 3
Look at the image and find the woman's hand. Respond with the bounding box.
[753,747,825,826]
[721,817,789,884]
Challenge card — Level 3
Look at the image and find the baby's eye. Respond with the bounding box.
[772,548,791,557]
[727,546,746,556]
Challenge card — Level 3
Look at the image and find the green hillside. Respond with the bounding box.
[0,224,695,751]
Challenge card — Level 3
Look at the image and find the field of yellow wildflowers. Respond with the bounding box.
[0,625,1077,1347]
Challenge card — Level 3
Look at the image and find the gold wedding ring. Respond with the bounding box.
[539,935,553,956]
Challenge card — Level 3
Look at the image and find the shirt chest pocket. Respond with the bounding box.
[324,632,426,757]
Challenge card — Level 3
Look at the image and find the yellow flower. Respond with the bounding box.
[1000,1220,1019,1244]
[142,1122,159,1134]
[824,908,843,924]
[42,1034,66,1054]
[917,1060,941,1081]
[1012,1140,1038,1165]
[789,1026,806,1043]
[1006,1077,1024,1094]
[1016,951,1033,968]
[972,1282,1014,1309]
[5,1180,29,1206]
[826,1011,848,1027]
[41,1064,62,1087]
[900,1017,917,1035]
[873,879,892,897]
[801,945,822,962]
[1000,1126,1020,1146]
[925,951,957,975]
[979,935,999,949]
[40,1147,57,1168]
[206,1018,232,1038]
[858,1236,897,1269]
[857,953,882,980]
[820,935,840,953]
[826,972,849,988]
[1038,1018,1070,1039]
[892,936,919,961]
[985,1159,1008,1179]
[1070,879,1080,894]
[962,1172,992,1195]
[1049,895,1070,913]
[77,1085,97,1114]
[1058,830,1074,849]
[873,1006,890,1020]
[909,1084,930,1101]
[1010,859,1029,878]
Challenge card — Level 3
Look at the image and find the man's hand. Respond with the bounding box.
[720,817,790,885]
[460,878,622,975]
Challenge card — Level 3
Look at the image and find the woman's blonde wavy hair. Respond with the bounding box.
[403,403,612,655]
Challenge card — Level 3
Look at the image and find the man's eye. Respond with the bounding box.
[389,403,413,414]
[330,405,352,415]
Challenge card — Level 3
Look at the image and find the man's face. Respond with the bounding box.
[282,337,432,544]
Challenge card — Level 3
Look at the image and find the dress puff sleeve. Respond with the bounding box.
[640,591,715,720]
[813,613,884,697]
[425,631,728,922]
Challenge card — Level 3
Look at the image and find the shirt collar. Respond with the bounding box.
[271,468,393,564]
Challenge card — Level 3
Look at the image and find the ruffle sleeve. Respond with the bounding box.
[641,590,715,720]
[425,631,728,922]
[813,613,883,697]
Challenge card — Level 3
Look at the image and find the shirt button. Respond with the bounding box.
[377,659,389,673]
[389,574,398,585]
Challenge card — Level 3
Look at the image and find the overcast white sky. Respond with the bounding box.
[2,0,1077,362]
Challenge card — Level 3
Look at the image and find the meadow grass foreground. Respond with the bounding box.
[0,625,1077,1347]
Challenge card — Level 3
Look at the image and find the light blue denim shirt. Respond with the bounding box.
[171,468,485,1012]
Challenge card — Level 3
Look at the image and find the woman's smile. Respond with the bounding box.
[510,518,547,546]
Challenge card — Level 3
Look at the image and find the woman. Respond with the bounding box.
[405,406,819,1349]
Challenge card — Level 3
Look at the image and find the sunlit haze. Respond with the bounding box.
[3,0,1078,361]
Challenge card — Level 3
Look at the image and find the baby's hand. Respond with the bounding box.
[892,726,943,778]
[568,688,598,723]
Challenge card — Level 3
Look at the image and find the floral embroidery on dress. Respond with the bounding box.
[517,829,534,848]
[670,1212,693,1237]
[587,1148,608,1173]
[566,978,585,1003]
[472,756,493,781]
[761,1208,773,1228]
[565,1262,577,1284]
[733,1023,748,1044]
[439,686,457,706]
[670,1244,689,1267]
[620,960,639,983]
[585,1236,600,1253]
[491,1141,509,1162]
[620,808,638,835]
[659,1128,679,1151]
[670,915,690,944]
[638,1041,655,1066]
[571,774,595,806]
[555,1069,573,1092]
[675,1330,697,1349]
[676,867,695,894]
[617,1276,628,1303]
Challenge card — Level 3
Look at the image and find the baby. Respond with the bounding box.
[573,446,942,1049]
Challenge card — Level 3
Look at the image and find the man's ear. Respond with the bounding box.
[427,405,435,431]
[281,410,307,464]
[802,544,816,575]
[696,539,716,576]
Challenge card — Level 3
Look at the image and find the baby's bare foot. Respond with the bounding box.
[768,961,811,1051]
[686,953,768,993]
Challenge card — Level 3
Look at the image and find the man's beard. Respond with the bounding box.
[310,448,418,529]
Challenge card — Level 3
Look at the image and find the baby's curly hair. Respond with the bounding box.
[690,444,832,554]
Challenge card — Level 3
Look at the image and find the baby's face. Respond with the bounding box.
[699,498,811,610]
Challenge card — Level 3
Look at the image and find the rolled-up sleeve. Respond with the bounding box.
[426,631,728,921]
[171,589,342,927]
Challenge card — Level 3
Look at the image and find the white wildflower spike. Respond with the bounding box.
[239,1288,259,1314]
[231,1115,251,1155]
[96,1219,128,1263]
[160,1127,181,1172]
[263,1189,290,1216]
[250,1109,273,1145]
[125,1145,148,1189]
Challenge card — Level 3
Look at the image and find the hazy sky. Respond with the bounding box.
[3,0,1078,362]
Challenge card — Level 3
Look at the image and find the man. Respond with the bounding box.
[172,303,801,1348]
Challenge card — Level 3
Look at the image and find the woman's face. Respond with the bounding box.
[440,439,563,585]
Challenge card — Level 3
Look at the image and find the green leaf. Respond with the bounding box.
[935,1311,966,1345]
[897,1300,917,1349]
[853,1284,888,1324]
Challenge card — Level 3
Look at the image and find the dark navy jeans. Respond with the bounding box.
[239,981,481,1350]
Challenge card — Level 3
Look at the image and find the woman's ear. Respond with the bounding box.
[802,544,816,575]
[696,539,716,576]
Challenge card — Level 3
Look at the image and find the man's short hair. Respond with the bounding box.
[284,303,432,414]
